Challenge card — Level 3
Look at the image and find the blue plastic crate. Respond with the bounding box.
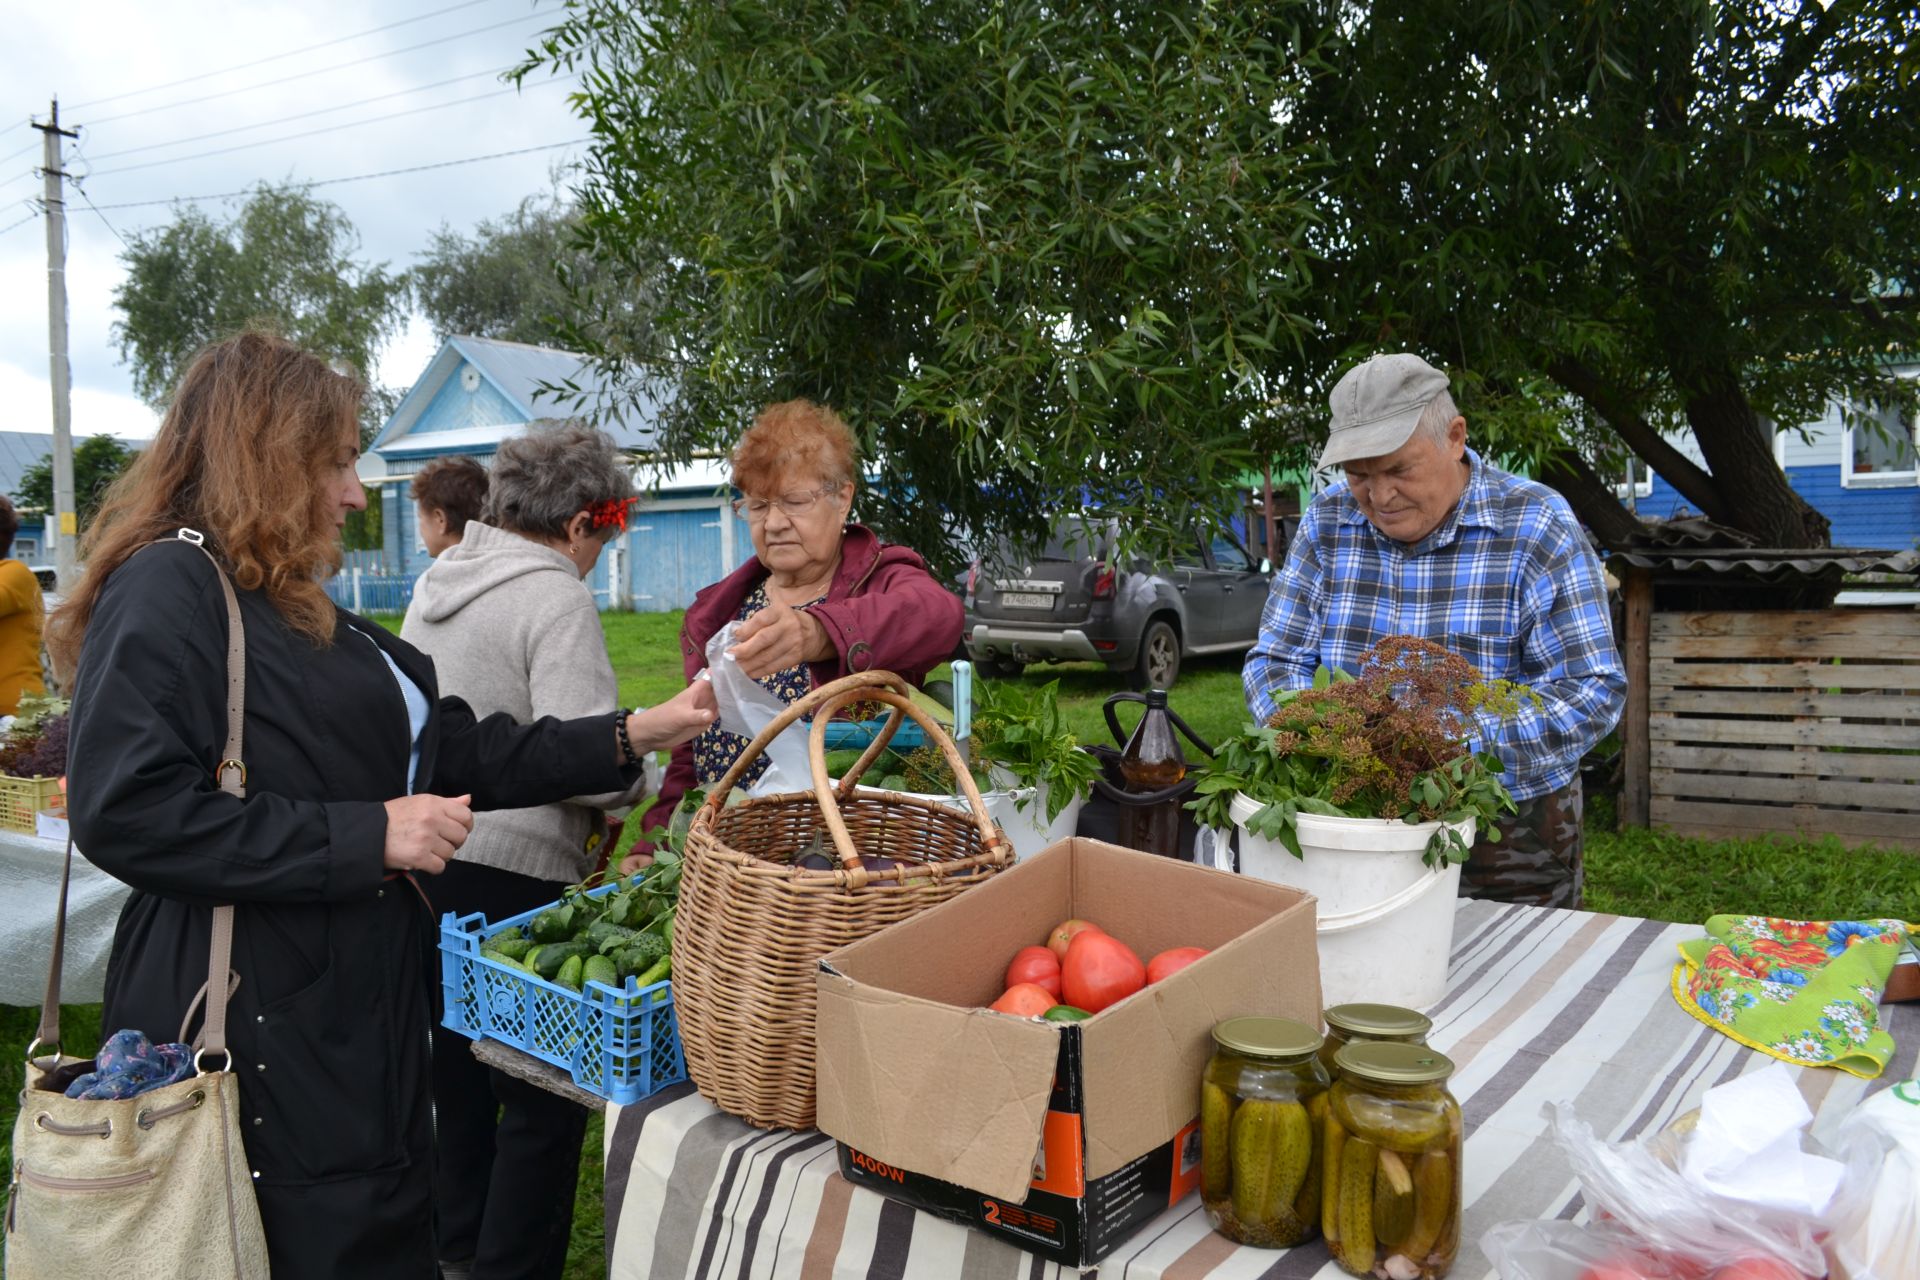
[820,718,928,750]
[438,877,686,1105]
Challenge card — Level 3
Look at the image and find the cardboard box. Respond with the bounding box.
[815,838,1320,1266]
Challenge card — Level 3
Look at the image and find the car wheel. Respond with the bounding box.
[1130,619,1181,690]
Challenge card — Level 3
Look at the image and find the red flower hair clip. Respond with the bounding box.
[588,496,639,533]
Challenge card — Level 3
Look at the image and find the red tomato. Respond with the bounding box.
[1061,931,1146,1013]
[1709,1259,1804,1280]
[1146,946,1209,984]
[1579,1265,1656,1280]
[1666,1251,1712,1280]
[989,982,1056,1018]
[1004,946,1062,999]
[1046,918,1103,961]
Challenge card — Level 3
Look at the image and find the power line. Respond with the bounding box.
[83,65,519,161]
[69,181,130,248]
[85,140,589,210]
[65,129,127,246]
[69,0,506,110]
[0,205,38,238]
[84,79,568,177]
[85,12,551,127]
[1,137,37,166]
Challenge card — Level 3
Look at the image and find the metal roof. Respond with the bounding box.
[1627,514,1759,548]
[1609,545,1920,583]
[450,335,665,451]
[0,431,145,508]
[370,336,669,457]
[1601,512,1920,584]
[377,423,520,457]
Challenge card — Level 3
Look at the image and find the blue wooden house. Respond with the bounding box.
[356,335,755,612]
[1625,371,1920,550]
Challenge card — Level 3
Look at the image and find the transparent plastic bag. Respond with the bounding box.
[1824,1080,1920,1280]
[704,621,810,796]
[1192,825,1235,872]
[1482,1091,1834,1280]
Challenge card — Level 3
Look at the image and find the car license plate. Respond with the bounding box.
[1001,591,1054,610]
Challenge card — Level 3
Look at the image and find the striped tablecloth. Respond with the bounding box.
[604,900,1917,1279]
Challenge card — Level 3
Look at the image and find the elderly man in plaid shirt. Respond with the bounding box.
[1244,354,1625,908]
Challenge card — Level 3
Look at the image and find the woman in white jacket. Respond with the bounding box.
[401,423,648,1280]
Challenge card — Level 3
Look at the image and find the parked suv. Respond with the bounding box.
[962,518,1275,688]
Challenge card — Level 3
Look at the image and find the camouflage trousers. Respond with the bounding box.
[1461,777,1584,910]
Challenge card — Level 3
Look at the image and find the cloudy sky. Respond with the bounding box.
[0,0,586,440]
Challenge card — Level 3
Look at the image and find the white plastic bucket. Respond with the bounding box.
[981,783,1086,862]
[1228,793,1470,1011]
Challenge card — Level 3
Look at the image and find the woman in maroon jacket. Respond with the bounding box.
[626,399,961,862]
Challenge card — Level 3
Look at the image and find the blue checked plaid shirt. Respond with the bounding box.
[1243,450,1625,802]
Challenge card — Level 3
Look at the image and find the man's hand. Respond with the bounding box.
[625,679,718,755]
[383,793,473,875]
[728,606,833,680]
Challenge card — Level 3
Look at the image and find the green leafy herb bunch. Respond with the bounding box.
[1188,636,1530,867]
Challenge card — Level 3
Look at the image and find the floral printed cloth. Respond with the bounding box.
[1674,916,1910,1079]
[62,1028,194,1099]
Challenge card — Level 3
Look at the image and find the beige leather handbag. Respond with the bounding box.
[4,533,270,1279]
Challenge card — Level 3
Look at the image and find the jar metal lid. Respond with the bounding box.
[1333,1040,1455,1084]
[1212,1016,1323,1060]
[1324,1003,1433,1039]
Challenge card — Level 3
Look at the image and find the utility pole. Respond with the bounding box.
[35,99,79,592]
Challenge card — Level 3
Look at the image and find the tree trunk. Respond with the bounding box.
[1682,377,1831,549]
[1547,356,1730,524]
[1539,447,1648,551]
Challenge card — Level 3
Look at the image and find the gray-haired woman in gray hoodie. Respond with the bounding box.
[401,422,670,1280]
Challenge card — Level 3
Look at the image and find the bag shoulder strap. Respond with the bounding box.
[33,529,247,1070]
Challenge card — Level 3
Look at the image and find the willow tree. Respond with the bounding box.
[112,183,405,550]
[519,1,1326,564]
[112,184,405,407]
[1298,0,1920,548]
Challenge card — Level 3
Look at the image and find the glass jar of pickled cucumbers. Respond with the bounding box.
[1320,1003,1433,1078]
[1200,1016,1329,1248]
[1324,1042,1462,1279]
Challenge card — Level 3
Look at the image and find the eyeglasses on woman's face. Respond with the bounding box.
[731,485,840,524]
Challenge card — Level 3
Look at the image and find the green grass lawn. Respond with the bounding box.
[10,609,1916,1280]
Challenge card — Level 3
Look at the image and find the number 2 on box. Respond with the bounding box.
[983,1200,1002,1226]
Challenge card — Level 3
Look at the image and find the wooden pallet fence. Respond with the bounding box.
[1635,609,1920,849]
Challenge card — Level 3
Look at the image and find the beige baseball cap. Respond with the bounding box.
[1320,353,1451,469]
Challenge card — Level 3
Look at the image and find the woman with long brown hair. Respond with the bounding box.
[53,332,714,1279]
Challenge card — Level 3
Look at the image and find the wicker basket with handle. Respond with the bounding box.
[675,670,1013,1128]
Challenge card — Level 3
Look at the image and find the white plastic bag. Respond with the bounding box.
[1483,1080,1836,1280]
[0,841,133,1005]
[705,620,811,796]
[1193,825,1235,872]
[1825,1080,1920,1280]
